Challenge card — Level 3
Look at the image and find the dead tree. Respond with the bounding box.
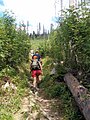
[64,73,90,120]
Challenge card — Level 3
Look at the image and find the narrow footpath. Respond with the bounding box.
[13,84,63,120]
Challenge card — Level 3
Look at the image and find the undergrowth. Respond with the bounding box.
[40,65,85,120]
[0,64,29,120]
[40,74,85,120]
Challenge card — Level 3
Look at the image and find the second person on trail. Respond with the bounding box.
[32,50,42,64]
[30,55,43,90]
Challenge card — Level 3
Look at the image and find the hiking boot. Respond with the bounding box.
[37,82,41,88]
[32,87,38,94]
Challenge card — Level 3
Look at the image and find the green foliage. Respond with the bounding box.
[0,10,31,71]
[40,75,84,120]
[0,62,29,119]
[49,30,62,61]
[3,11,16,39]
[38,39,51,57]
[0,66,17,77]
[49,5,90,80]
[39,53,84,120]
[30,39,45,50]
[30,39,50,57]
[0,112,13,120]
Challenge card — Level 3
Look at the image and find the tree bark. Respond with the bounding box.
[64,73,90,120]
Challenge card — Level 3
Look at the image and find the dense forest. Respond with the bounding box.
[0,4,90,120]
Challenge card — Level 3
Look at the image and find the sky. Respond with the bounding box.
[0,0,89,33]
[0,0,56,33]
[0,0,73,33]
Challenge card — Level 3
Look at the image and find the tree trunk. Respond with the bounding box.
[64,73,90,120]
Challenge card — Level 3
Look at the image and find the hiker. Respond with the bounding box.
[32,50,42,64]
[30,55,43,91]
[29,49,34,62]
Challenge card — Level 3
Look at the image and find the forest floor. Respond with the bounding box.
[13,82,64,120]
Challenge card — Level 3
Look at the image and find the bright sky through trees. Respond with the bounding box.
[0,0,76,33]
[0,0,56,33]
[0,0,89,33]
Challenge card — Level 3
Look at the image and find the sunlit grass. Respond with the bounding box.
[30,39,48,51]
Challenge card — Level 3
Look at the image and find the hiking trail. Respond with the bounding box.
[13,85,63,120]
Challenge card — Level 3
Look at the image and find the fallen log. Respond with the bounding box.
[64,73,90,120]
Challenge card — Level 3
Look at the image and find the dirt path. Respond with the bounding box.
[13,84,63,120]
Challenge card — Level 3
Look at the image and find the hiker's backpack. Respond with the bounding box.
[32,54,41,61]
[31,59,40,70]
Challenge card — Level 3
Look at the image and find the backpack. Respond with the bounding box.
[32,54,41,61]
[31,59,40,70]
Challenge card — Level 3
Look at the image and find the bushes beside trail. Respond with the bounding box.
[0,11,31,71]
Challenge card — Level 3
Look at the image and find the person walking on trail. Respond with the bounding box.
[29,49,34,62]
[30,55,43,91]
[32,50,42,64]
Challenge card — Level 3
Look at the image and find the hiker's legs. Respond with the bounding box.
[38,75,42,82]
[36,75,41,83]
[31,70,37,88]
[36,70,42,88]
[32,70,42,88]
[36,75,42,88]
[35,75,42,87]
[33,77,37,88]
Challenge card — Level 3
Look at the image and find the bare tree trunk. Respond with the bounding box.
[64,73,90,120]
